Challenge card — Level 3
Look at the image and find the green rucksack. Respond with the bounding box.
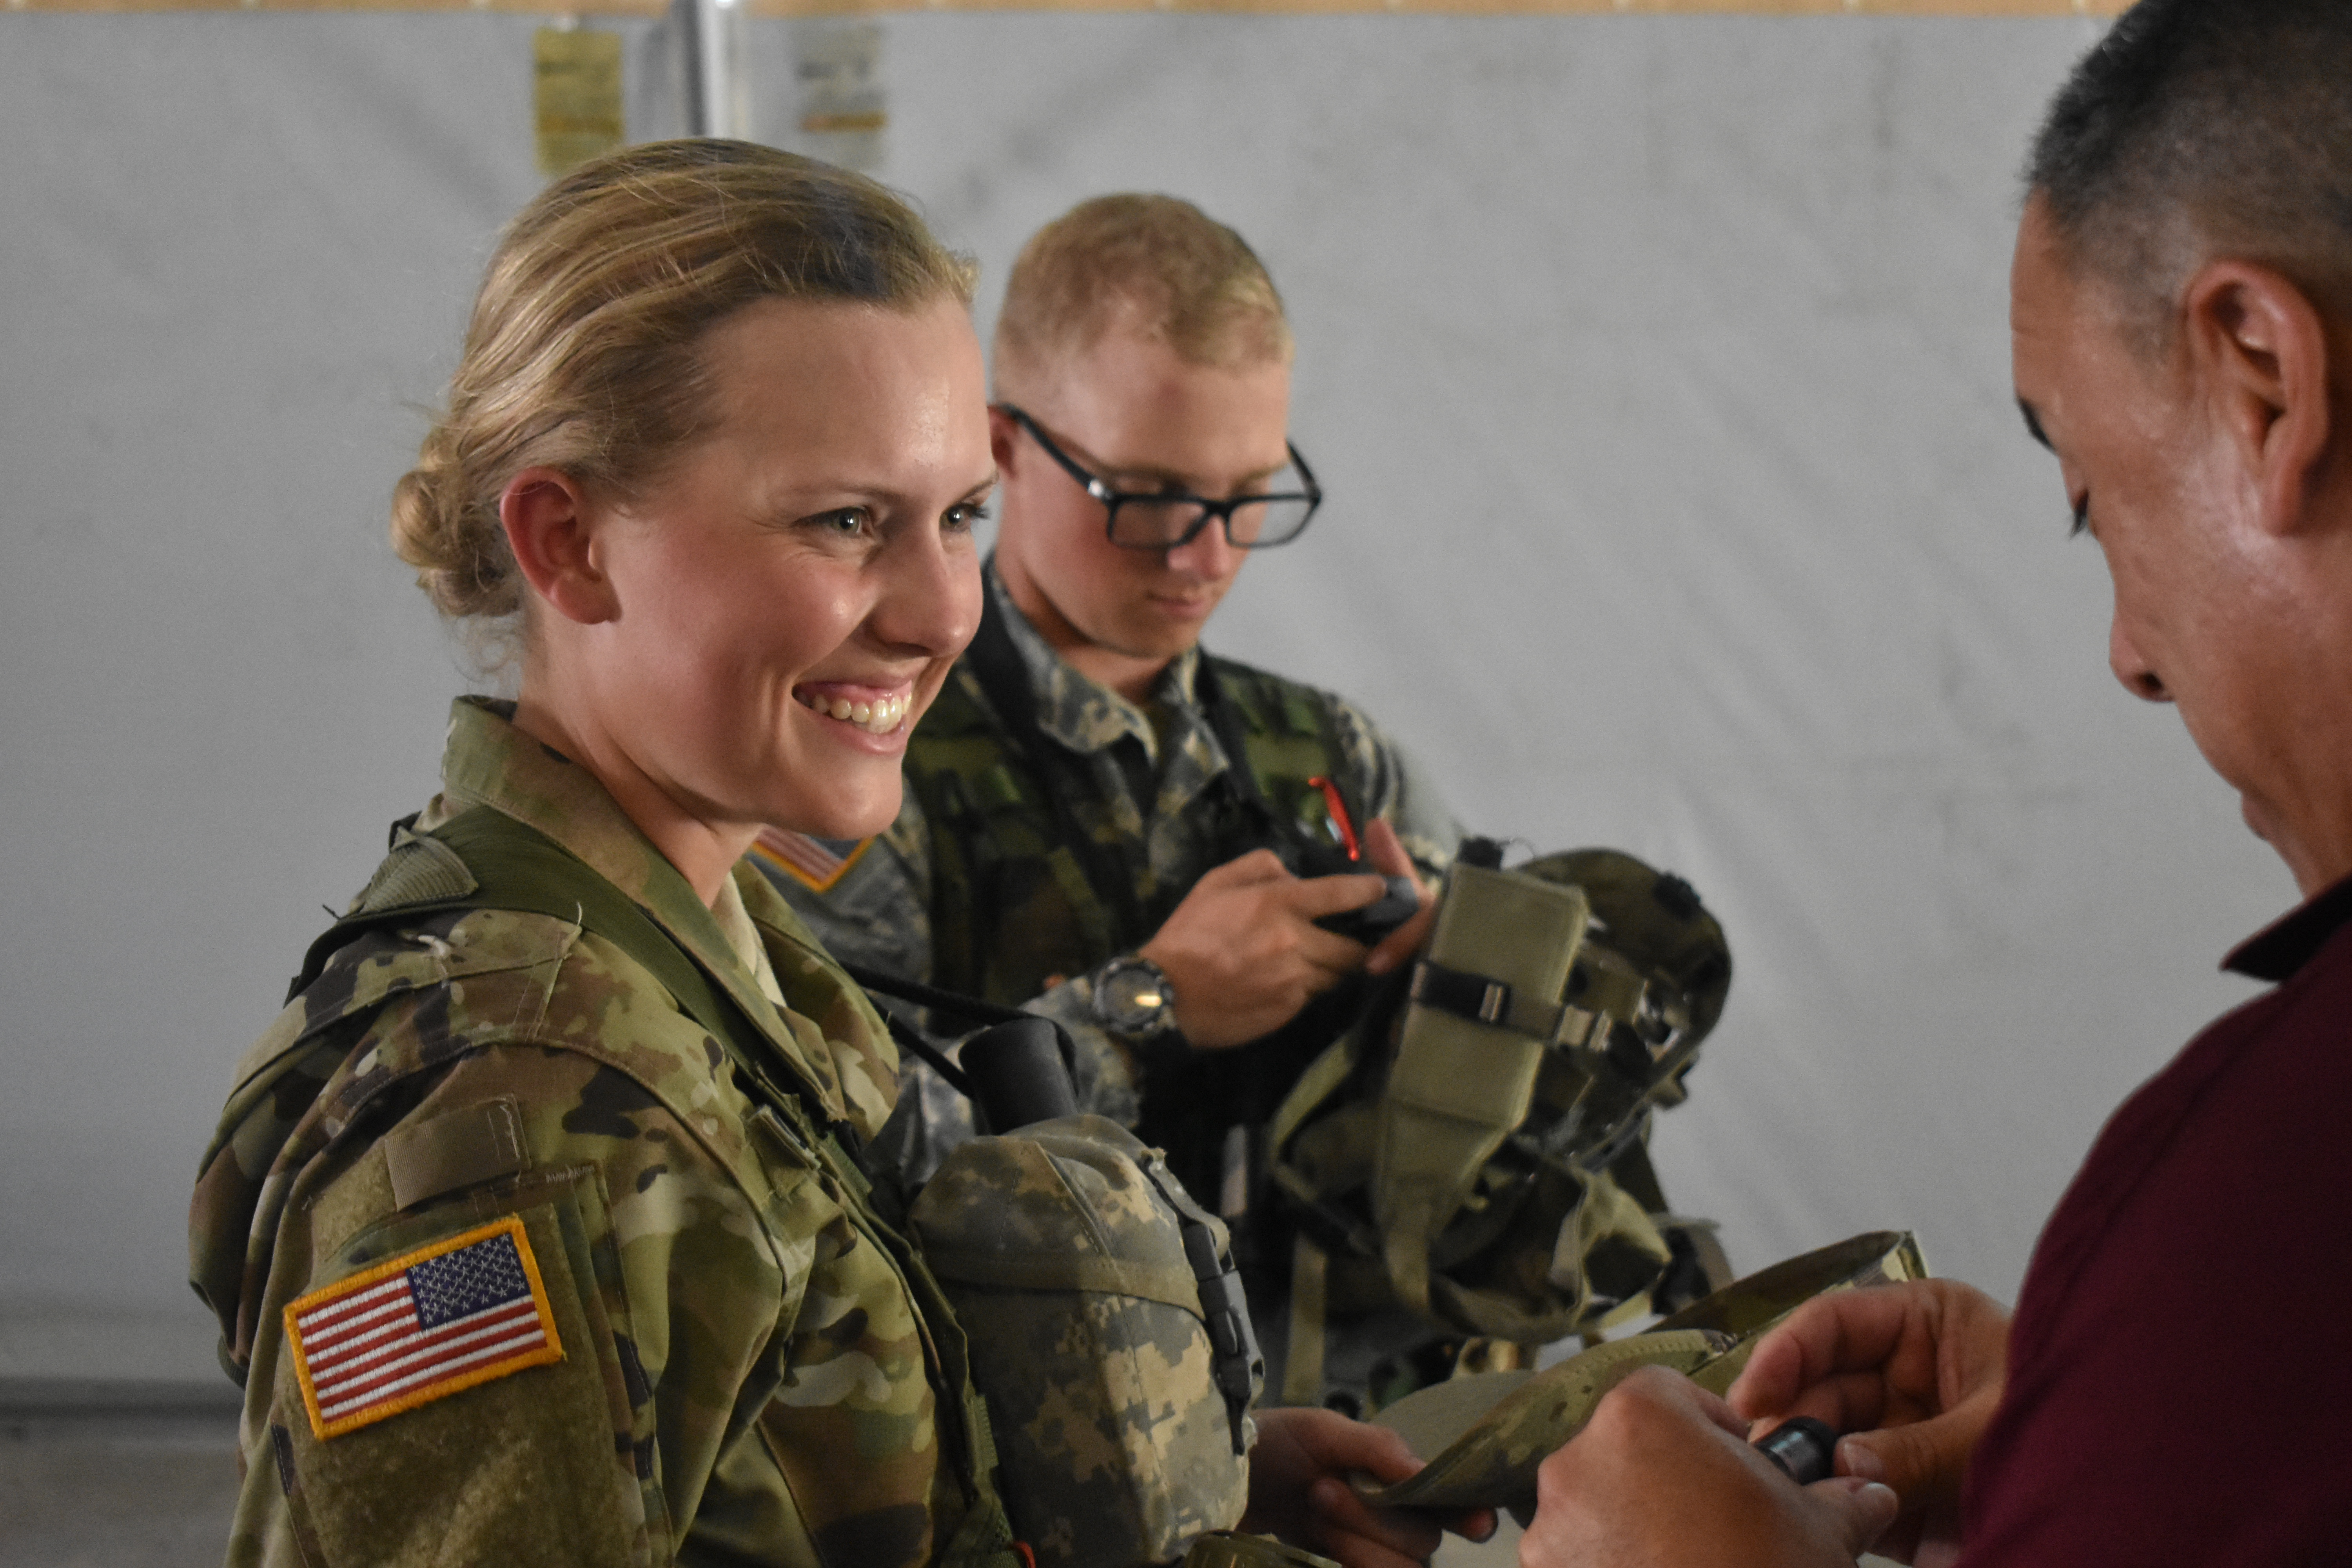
[1267,840,1735,1408]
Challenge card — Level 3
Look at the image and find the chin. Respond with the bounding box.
[772,775,903,843]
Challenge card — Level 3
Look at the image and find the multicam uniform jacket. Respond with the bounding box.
[189,698,1013,1568]
[758,562,1459,1172]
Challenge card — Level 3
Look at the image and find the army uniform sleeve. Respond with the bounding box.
[1328,695,1461,882]
[756,793,937,983]
[212,927,962,1568]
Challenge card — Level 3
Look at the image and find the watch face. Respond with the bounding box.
[1097,959,1173,1034]
[1104,966,1167,1019]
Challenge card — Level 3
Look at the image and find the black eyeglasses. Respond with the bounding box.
[1001,404,1322,551]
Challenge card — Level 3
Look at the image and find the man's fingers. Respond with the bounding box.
[1365,900,1435,976]
[1805,1477,1901,1559]
[1291,871,1394,919]
[1834,1393,1998,1501]
[1307,1476,1442,1568]
[1201,848,1294,887]
[1728,1285,1931,1421]
[1361,818,1426,890]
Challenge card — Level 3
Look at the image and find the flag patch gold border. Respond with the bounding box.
[751,827,873,894]
[285,1214,564,1441]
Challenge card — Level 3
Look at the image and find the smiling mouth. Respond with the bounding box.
[793,688,911,736]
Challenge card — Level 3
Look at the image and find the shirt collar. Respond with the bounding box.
[437,695,675,905]
[986,557,1204,762]
[434,695,877,1126]
[2223,870,2352,982]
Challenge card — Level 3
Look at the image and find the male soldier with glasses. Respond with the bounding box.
[755,193,1458,1243]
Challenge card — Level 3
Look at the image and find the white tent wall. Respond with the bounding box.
[0,11,2285,1388]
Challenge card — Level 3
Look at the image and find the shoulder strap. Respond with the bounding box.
[292,809,853,1149]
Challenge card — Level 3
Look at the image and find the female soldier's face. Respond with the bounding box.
[571,294,992,846]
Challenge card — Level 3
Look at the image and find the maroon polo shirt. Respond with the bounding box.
[1961,874,2352,1563]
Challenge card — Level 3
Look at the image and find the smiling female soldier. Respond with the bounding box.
[185,141,1441,1568]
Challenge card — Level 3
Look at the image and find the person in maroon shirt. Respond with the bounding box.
[1517,0,2352,1563]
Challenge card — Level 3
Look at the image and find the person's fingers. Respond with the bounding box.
[1728,1287,1918,1421]
[1447,1508,1497,1544]
[1289,870,1394,919]
[1307,1476,1442,1568]
[1365,900,1434,976]
[1360,818,1426,890]
[1200,847,1292,887]
[1834,1396,1996,1501]
[1804,1476,1901,1558]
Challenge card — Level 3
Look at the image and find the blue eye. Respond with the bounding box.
[799,508,870,537]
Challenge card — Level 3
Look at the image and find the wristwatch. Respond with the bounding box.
[1090,954,1181,1047]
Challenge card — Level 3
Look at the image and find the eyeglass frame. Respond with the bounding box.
[998,403,1323,552]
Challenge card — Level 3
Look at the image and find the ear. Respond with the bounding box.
[988,404,1022,473]
[2181,260,2336,538]
[499,467,620,625]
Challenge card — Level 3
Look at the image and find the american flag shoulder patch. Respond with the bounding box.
[285,1214,564,1441]
[751,826,872,894]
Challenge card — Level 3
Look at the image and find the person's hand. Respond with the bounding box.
[1359,818,1436,978]
[1520,1367,1898,1568]
[1242,1406,1493,1568]
[1140,853,1390,1051]
[1728,1280,2011,1566]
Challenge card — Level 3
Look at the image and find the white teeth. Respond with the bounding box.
[799,690,908,735]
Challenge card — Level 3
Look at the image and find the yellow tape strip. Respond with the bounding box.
[7,0,2128,15]
[285,1212,565,1441]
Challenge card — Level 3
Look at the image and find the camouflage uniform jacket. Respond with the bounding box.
[189,697,1013,1568]
[759,561,1458,1178]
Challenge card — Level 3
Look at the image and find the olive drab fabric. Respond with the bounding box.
[1353,1231,1930,1516]
[189,697,1020,1568]
[1267,844,1735,1403]
[909,1115,1257,1568]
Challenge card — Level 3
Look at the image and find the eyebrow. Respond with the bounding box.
[2017,399,2053,452]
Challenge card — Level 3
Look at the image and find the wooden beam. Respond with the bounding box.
[6,0,2127,15]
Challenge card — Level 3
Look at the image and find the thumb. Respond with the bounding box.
[1836,1408,1976,1497]
[1806,1477,1900,1556]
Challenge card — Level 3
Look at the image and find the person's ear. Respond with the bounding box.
[988,404,1022,474]
[499,468,620,625]
[2182,260,2335,538]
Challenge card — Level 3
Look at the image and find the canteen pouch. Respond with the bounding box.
[909,1114,1258,1568]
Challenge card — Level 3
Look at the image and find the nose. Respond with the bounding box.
[1163,512,1243,582]
[2109,613,2170,702]
[870,526,980,660]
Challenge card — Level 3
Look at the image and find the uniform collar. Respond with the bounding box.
[986,558,1205,763]
[433,697,896,1135]
[2223,871,2352,983]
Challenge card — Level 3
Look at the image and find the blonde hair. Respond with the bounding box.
[392,139,975,625]
[991,194,1291,400]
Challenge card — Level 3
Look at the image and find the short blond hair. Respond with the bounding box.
[392,139,975,625]
[992,194,1291,399]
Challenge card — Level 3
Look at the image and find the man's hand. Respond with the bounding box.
[1520,1367,1898,1568]
[1141,856,1390,1051]
[1242,1406,1491,1568]
[1728,1280,2011,1567]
